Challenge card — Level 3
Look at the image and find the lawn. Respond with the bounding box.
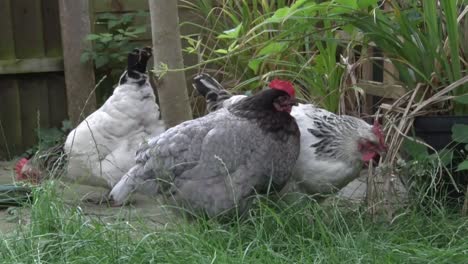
[1,179,467,264]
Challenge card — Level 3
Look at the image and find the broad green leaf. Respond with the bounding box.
[80,52,91,63]
[429,149,454,166]
[402,137,428,160]
[456,160,468,171]
[258,42,286,56]
[95,56,109,68]
[452,124,468,143]
[97,13,117,20]
[85,34,101,41]
[61,120,73,132]
[108,20,120,29]
[128,26,146,35]
[454,94,468,105]
[218,24,242,39]
[439,150,454,166]
[248,58,262,74]
[100,36,113,43]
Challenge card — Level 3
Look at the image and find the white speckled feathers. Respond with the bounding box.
[63,48,165,189]
[64,78,165,188]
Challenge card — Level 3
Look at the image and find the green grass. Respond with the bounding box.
[1,183,468,263]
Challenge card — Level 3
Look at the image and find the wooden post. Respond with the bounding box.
[149,0,193,128]
[58,0,96,125]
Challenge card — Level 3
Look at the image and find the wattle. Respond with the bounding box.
[362,151,376,162]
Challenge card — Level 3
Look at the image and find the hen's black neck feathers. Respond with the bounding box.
[228,89,299,141]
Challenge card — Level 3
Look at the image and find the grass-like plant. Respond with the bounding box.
[181,0,379,113]
[1,182,468,263]
[343,0,468,114]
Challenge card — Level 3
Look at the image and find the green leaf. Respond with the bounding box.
[97,13,117,20]
[357,0,378,9]
[100,36,113,43]
[402,137,428,160]
[451,124,468,143]
[454,94,468,105]
[265,7,290,23]
[85,34,101,41]
[439,150,454,166]
[217,24,242,39]
[429,149,454,166]
[80,52,91,63]
[61,120,72,132]
[214,49,228,54]
[258,42,286,56]
[290,0,308,10]
[108,20,120,29]
[456,160,468,171]
[336,0,359,9]
[94,56,109,69]
[331,0,359,14]
[248,58,262,74]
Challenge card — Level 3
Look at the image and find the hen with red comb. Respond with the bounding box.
[269,79,295,98]
[192,73,387,197]
[109,76,300,216]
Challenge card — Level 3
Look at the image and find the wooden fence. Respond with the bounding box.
[0,0,200,159]
[0,0,67,159]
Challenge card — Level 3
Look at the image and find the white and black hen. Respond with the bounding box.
[192,73,386,196]
[63,47,165,189]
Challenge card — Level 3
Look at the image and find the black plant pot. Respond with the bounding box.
[413,116,468,151]
[413,115,468,206]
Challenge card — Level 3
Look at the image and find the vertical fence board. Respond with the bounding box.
[0,0,22,157]
[10,0,50,152]
[1,0,204,157]
[42,0,62,57]
[47,73,68,128]
[18,75,49,149]
[0,78,22,159]
[11,0,45,58]
[0,0,15,59]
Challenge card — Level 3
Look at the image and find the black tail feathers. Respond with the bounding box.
[192,73,233,112]
[120,47,152,85]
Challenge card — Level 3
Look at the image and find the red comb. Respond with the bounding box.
[15,158,29,179]
[372,120,386,148]
[269,79,295,97]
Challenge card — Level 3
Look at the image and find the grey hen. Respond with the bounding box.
[109,79,300,217]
